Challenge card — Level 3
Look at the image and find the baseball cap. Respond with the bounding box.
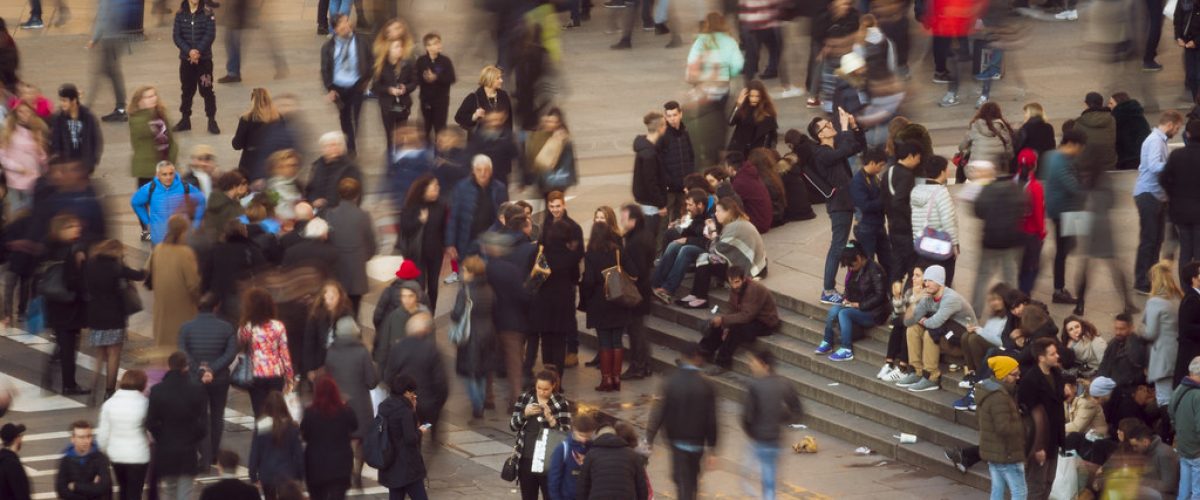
[1,423,26,444]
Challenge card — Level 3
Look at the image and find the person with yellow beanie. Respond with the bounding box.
[977,355,1027,498]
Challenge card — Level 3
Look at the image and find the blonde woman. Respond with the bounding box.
[371,18,414,68]
[373,38,418,152]
[231,88,282,183]
[0,101,48,214]
[128,85,178,239]
[453,65,512,134]
[1014,102,1056,157]
[1142,260,1183,407]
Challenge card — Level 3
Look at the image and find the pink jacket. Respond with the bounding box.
[0,126,46,191]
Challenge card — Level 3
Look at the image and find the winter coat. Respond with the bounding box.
[415,53,456,102]
[397,198,448,267]
[300,405,357,484]
[1068,336,1107,378]
[728,110,778,156]
[178,312,239,381]
[1162,143,1200,226]
[319,33,372,91]
[976,378,1025,464]
[1176,0,1200,43]
[231,117,275,181]
[850,169,884,227]
[371,275,428,332]
[975,178,1028,249]
[129,175,206,244]
[686,32,745,84]
[1171,377,1200,458]
[1015,116,1056,160]
[147,370,207,477]
[128,108,178,179]
[624,224,657,316]
[444,177,508,256]
[325,202,376,295]
[1112,99,1152,170]
[374,301,429,370]
[577,433,649,500]
[926,0,977,37]
[1019,176,1046,239]
[373,58,418,121]
[172,2,216,60]
[882,162,917,235]
[530,216,584,332]
[910,180,959,245]
[452,280,498,377]
[1065,394,1109,437]
[742,374,802,443]
[96,389,150,464]
[844,261,889,324]
[656,124,695,192]
[306,156,363,209]
[1176,289,1200,385]
[453,87,514,134]
[548,433,589,500]
[647,365,718,448]
[150,243,202,348]
[809,130,863,213]
[383,333,449,421]
[202,234,265,320]
[200,190,243,242]
[731,163,774,234]
[1143,296,1180,383]
[54,444,112,500]
[49,106,103,173]
[84,255,145,330]
[280,238,338,277]
[377,396,427,488]
[1043,150,1086,218]
[579,247,634,330]
[42,241,87,331]
[248,418,304,486]
[0,448,30,500]
[631,135,667,208]
[323,335,379,439]
[1018,365,1066,454]
[1074,108,1117,186]
[466,127,519,186]
[387,149,434,210]
[959,119,1013,168]
[301,312,340,374]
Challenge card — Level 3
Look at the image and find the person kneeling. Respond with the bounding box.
[696,266,780,375]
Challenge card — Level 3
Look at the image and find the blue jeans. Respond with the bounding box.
[980,47,1003,97]
[597,328,624,349]
[751,440,781,500]
[225,29,243,77]
[653,0,670,24]
[463,376,486,414]
[824,211,853,290]
[822,305,875,349]
[328,0,352,28]
[1180,456,1200,499]
[989,462,1027,500]
[651,242,704,293]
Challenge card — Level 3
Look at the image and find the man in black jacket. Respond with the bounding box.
[1018,338,1066,499]
[633,111,668,248]
[49,84,103,173]
[54,421,112,500]
[807,110,864,305]
[657,101,695,230]
[199,450,259,500]
[647,345,718,500]
[320,14,373,156]
[178,293,238,469]
[481,230,532,407]
[743,351,802,500]
[620,204,657,379]
[0,423,30,500]
[882,141,921,284]
[970,162,1028,315]
[577,427,650,500]
[281,217,339,278]
[148,352,208,495]
[172,0,219,134]
[1162,119,1200,283]
[384,312,449,437]
[1098,313,1148,388]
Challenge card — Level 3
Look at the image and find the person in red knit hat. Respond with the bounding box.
[1015,147,1045,295]
[372,259,431,333]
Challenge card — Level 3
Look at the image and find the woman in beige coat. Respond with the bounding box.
[149,214,201,348]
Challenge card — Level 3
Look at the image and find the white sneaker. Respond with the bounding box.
[443,272,460,284]
[876,364,893,379]
[777,86,806,99]
[1054,9,1077,20]
[882,367,905,382]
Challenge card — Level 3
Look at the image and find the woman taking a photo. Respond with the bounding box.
[452,256,496,419]
[43,213,89,395]
[95,369,150,500]
[579,221,633,392]
[302,280,353,382]
[127,86,177,240]
[85,239,146,399]
[510,369,572,500]
[231,87,282,183]
[397,175,447,310]
[238,287,294,416]
[149,214,202,349]
[301,376,357,500]
[249,390,304,500]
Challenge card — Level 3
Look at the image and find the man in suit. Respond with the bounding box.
[199,450,259,500]
[319,14,372,156]
[646,345,718,500]
[324,178,376,315]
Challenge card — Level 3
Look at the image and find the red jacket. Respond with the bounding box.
[1019,177,1046,240]
[924,0,979,37]
[731,163,775,234]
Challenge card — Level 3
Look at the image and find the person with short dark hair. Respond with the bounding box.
[742,350,801,500]
[657,100,695,231]
[0,422,30,500]
[696,266,780,373]
[171,0,219,134]
[148,351,208,499]
[1042,129,1088,305]
[647,345,717,500]
[851,146,891,274]
[634,111,668,249]
[414,33,456,142]
[55,421,112,500]
[49,84,104,173]
[1177,262,1200,386]
[808,109,864,305]
[816,242,888,361]
[200,170,248,242]
[1162,120,1200,283]
[178,292,238,469]
[199,450,259,500]
[378,374,430,499]
[1133,110,1185,293]
[651,190,712,305]
[1018,338,1066,498]
[883,140,921,284]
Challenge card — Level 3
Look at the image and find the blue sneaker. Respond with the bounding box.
[829,348,854,362]
[814,341,833,355]
[952,389,976,411]
[819,291,843,305]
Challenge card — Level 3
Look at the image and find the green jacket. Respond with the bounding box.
[200,190,243,240]
[129,109,178,179]
[976,378,1025,464]
[1170,378,1200,459]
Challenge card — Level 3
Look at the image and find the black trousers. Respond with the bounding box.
[878,16,910,68]
[524,331,566,381]
[420,96,450,143]
[414,254,442,316]
[518,469,549,500]
[333,85,365,155]
[88,39,127,112]
[199,376,231,467]
[380,106,410,152]
[308,478,350,500]
[887,225,916,285]
[56,328,81,390]
[886,317,909,363]
[1144,0,1165,63]
[112,462,149,500]
[743,27,782,81]
[699,320,769,367]
[249,376,285,417]
[690,263,728,300]
[626,313,651,371]
[179,59,217,119]
[317,0,330,28]
[671,446,704,500]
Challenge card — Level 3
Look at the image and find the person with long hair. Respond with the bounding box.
[42,214,89,395]
[373,36,418,153]
[525,108,578,196]
[452,256,497,418]
[581,221,634,392]
[1061,315,1106,378]
[149,215,202,349]
[510,369,573,500]
[95,370,150,500]
[248,390,303,500]
[85,239,146,398]
[957,102,1013,180]
[128,85,178,240]
[398,174,447,309]
[301,376,357,500]
[0,101,47,214]
[1142,260,1183,407]
[453,65,513,136]
[728,81,778,156]
[231,88,282,183]
[322,316,377,490]
[302,280,353,381]
[238,288,294,416]
[680,197,767,310]
[578,205,623,369]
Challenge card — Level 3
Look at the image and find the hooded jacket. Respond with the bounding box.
[910,180,959,245]
[976,377,1025,464]
[547,433,589,500]
[632,135,667,208]
[248,417,304,486]
[377,396,427,488]
[577,433,649,500]
[55,444,112,500]
[172,0,216,60]
[383,333,449,419]
[731,163,774,234]
[1171,377,1200,458]
[742,373,802,443]
[129,174,207,244]
[199,189,243,241]
[1074,108,1117,186]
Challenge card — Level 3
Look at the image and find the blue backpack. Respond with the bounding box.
[363,413,394,470]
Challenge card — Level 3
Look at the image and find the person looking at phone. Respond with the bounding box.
[510,369,573,500]
[807,108,864,306]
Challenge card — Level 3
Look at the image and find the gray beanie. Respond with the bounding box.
[334,316,361,339]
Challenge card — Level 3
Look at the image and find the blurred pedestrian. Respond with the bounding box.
[0,101,47,215]
[43,213,89,395]
[87,0,129,123]
[301,281,352,380]
[415,33,455,142]
[95,370,149,500]
[378,374,430,499]
[969,162,1026,315]
[467,110,518,186]
[199,450,258,500]
[374,269,429,365]
[1134,110,1184,294]
[0,422,30,500]
[1177,0,1200,99]
[237,288,294,416]
[647,345,717,500]
[307,132,363,211]
[928,0,975,107]
[1015,150,1046,296]
[85,239,145,398]
[743,350,802,500]
[686,13,744,167]
[301,376,357,500]
[383,312,448,435]
[218,0,287,83]
[525,108,577,196]
[454,65,513,137]
[199,171,248,242]
[178,293,238,469]
[322,316,377,490]
[0,20,16,92]
[957,102,1014,176]
[510,369,573,500]
[373,36,418,153]
[54,421,112,500]
[172,0,219,135]
[147,352,207,500]
[452,256,497,418]
[387,126,434,214]
[1163,120,1200,284]
[324,178,375,314]
[320,14,372,156]
[231,88,281,183]
[149,215,202,348]
[248,391,304,500]
[445,156,508,260]
[1044,130,1086,305]
[49,84,103,174]
[204,220,265,322]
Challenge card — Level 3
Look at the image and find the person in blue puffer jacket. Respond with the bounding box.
[130,160,206,245]
[547,413,597,500]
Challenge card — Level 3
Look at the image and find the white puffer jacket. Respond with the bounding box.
[96,389,151,464]
[910,181,959,245]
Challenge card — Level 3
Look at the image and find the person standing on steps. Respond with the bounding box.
[808,109,864,305]
[88,0,129,123]
[172,0,220,135]
[1133,110,1184,295]
[1162,120,1200,285]
[1017,338,1066,499]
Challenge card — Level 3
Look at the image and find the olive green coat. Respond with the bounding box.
[129,109,178,179]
